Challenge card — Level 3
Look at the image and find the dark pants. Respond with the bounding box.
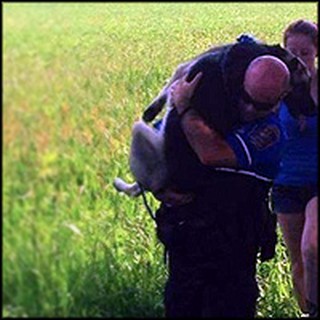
[155,172,275,318]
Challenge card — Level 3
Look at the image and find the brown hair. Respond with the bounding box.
[283,19,318,48]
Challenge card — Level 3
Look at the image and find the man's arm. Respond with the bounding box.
[170,72,238,167]
[180,109,237,167]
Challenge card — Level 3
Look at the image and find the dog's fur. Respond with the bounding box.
[114,38,314,198]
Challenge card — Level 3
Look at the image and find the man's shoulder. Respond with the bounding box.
[237,113,281,133]
[235,113,284,151]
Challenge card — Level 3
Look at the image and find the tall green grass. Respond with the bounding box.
[3,3,317,317]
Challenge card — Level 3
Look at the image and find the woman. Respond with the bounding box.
[272,20,318,317]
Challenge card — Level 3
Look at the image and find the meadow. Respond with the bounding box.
[3,2,317,317]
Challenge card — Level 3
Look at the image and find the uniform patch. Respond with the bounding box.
[249,124,281,150]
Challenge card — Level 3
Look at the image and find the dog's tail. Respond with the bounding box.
[113,178,156,220]
[113,178,142,197]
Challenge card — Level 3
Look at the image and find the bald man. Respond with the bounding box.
[168,54,290,172]
[155,55,290,318]
[245,55,290,102]
[240,55,291,121]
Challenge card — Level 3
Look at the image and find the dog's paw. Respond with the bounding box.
[142,95,167,122]
[142,106,159,122]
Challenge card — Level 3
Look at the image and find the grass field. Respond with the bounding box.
[3,2,317,317]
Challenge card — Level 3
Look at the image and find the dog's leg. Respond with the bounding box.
[142,44,229,123]
[130,121,167,193]
[142,61,192,122]
[113,178,142,197]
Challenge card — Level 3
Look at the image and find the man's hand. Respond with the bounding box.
[153,188,194,206]
[170,72,203,115]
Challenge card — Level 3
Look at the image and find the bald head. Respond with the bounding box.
[244,55,290,105]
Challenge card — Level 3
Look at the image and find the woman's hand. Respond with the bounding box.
[170,72,203,115]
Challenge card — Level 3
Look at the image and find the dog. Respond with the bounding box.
[113,35,314,200]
